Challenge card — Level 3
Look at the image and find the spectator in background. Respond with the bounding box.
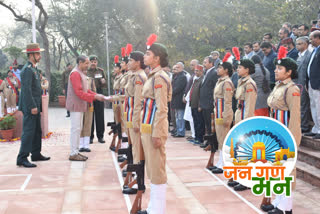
[189,65,205,145]
[261,41,277,89]
[253,41,265,59]
[292,24,299,39]
[263,33,277,51]
[281,37,299,61]
[282,22,296,40]
[251,55,270,116]
[183,59,198,99]
[199,56,218,148]
[171,62,187,137]
[62,63,73,117]
[305,30,320,139]
[243,42,254,59]
[295,36,312,133]
[211,51,222,68]
[277,27,290,52]
[298,24,310,37]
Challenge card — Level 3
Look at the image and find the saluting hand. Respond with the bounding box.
[31,108,38,115]
[152,137,161,149]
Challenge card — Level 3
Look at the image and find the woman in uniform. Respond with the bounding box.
[138,34,172,214]
[228,49,257,191]
[262,47,300,214]
[211,53,235,174]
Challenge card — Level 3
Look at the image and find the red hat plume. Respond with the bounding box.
[222,52,232,63]
[9,66,13,70]
[126,43,133,56]
[146,34,157,49]
[114,55,119,64]
[121,47,126,57]
[277,46,287,60]
[13,59,17,65]
[232,47,240,61]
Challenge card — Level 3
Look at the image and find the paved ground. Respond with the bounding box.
[0,107,319,214]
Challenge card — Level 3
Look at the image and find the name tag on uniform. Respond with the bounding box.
[95,73,103,79]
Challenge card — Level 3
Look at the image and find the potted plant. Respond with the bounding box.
[0,114,17,141]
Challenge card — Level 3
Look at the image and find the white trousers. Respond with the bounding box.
[309,83,320,134]
[147,183,167,214]
[272,194,293,211]
[70,112,83,155]
[216,150,224,169]
[79,136,90,149]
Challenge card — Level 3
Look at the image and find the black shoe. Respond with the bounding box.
[208,166,217,170]
[98,138,105,143]
[261,204,275,212]
[17,160,37,168]
[122,187,138,194]
[234,184,249,191]
[66,114,70,117]
[79,148,86,152]
[171,132,177,136]
[211,168,223,174]
[31,154,50,161]
[110,146,116,152]
[227,180,239,187]
[90,139,93,144]
[200,143,208,148]
[170,129,176,134]
[84,148,91,152]
[312,134,320,139]
[122,170,127,177]
[268,207,285,214]
[304,132,316,136]
[118,156,126,162]
[173,134,185,138]
[137,210,148,214]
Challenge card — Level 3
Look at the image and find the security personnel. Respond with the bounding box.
[138,34,172,214]
[122,51,147,195]
[211,54,235,174]
[230,57,257,191]
[87,55,106,143]
[16,43,50,168]
[263,47,300,214]
[0,70,19,113]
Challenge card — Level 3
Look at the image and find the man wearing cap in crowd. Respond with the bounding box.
[87,55,107,144]
[281,37,299,61]
[16,43,50,168]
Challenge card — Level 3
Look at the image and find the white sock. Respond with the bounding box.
[122,132,128,137]
[277,194,293,211]
[216,150,224,169]
[84,136,90,149]
[79,137,84,149]
[272,194,282,207]
[147,183,167,214]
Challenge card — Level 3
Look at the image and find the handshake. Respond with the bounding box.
[94,94,113,102]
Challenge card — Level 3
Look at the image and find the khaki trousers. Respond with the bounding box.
[141,134,167,184]
[128,128,141,164]
[215,122,231,150]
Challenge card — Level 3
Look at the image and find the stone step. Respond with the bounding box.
[300,136,320,151]
[298,146,320,169]
[296,161,320,188]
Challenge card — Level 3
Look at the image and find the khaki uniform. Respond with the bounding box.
[214,76,234,149]
[41,76,49,95]
[234,75,257,124]
[0,76,19,110]
[113,73,123,123]
[126,69,147,164]
[141,66,172,184]
[267,79,301,190]
[0,80,4,116]
[81,77,96,137]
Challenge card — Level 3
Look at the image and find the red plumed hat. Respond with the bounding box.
[9,66,13,70]
[222,52,232,63]
[114,55,119,64]
[13,59,18,65]
[277,46,287,60]
[232,47,240,61]
[126,44,133,56]
[121,47,126,58]
[146,34,157,49]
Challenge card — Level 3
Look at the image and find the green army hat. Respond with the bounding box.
[89,55,98,61]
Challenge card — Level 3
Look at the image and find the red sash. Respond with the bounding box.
[12,72,21,88]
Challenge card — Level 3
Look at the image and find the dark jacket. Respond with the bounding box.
[189,76,203,109]
[262,50,277,84]
[199,67,218,109]
[171,71,187,109]
[18,61,42,114]
[287,48,299,61]
[306,47,320,90]
[255,50,265,60]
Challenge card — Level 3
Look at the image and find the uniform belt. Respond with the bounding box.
[141,98,157,134]
[215,98,224,119]
[270,108,290,127]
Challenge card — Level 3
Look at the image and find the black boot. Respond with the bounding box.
[234,184,250,191]
[227,180,239,187]
[122,187,138,194]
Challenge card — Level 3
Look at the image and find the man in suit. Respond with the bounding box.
[199,56,218,147]
[171,62,187,137]
[305,30,320,139]
[295,36,312,133]
[17,43,50,168]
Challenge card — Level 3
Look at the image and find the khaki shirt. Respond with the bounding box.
[214,76,234,125]
[267,79,301,145]
[113,73,123,92]
[0,76,19,93]
[141,66,172,138]
[234,75,257,123]
[87,67,106,90]
[41,76,49,90]
[113,71,132,101]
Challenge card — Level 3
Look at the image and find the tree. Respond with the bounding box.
[0,0,51,82]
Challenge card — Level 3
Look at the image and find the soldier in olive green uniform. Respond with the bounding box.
[138,35,172,214]
[61,63,73,117]
[87,55,107,143]
[261,47,300,214]
[211,55,235,174]
[16,43,50,168]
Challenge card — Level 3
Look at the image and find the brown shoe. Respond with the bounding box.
[78,153,88,160]
[69,154,86,161]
